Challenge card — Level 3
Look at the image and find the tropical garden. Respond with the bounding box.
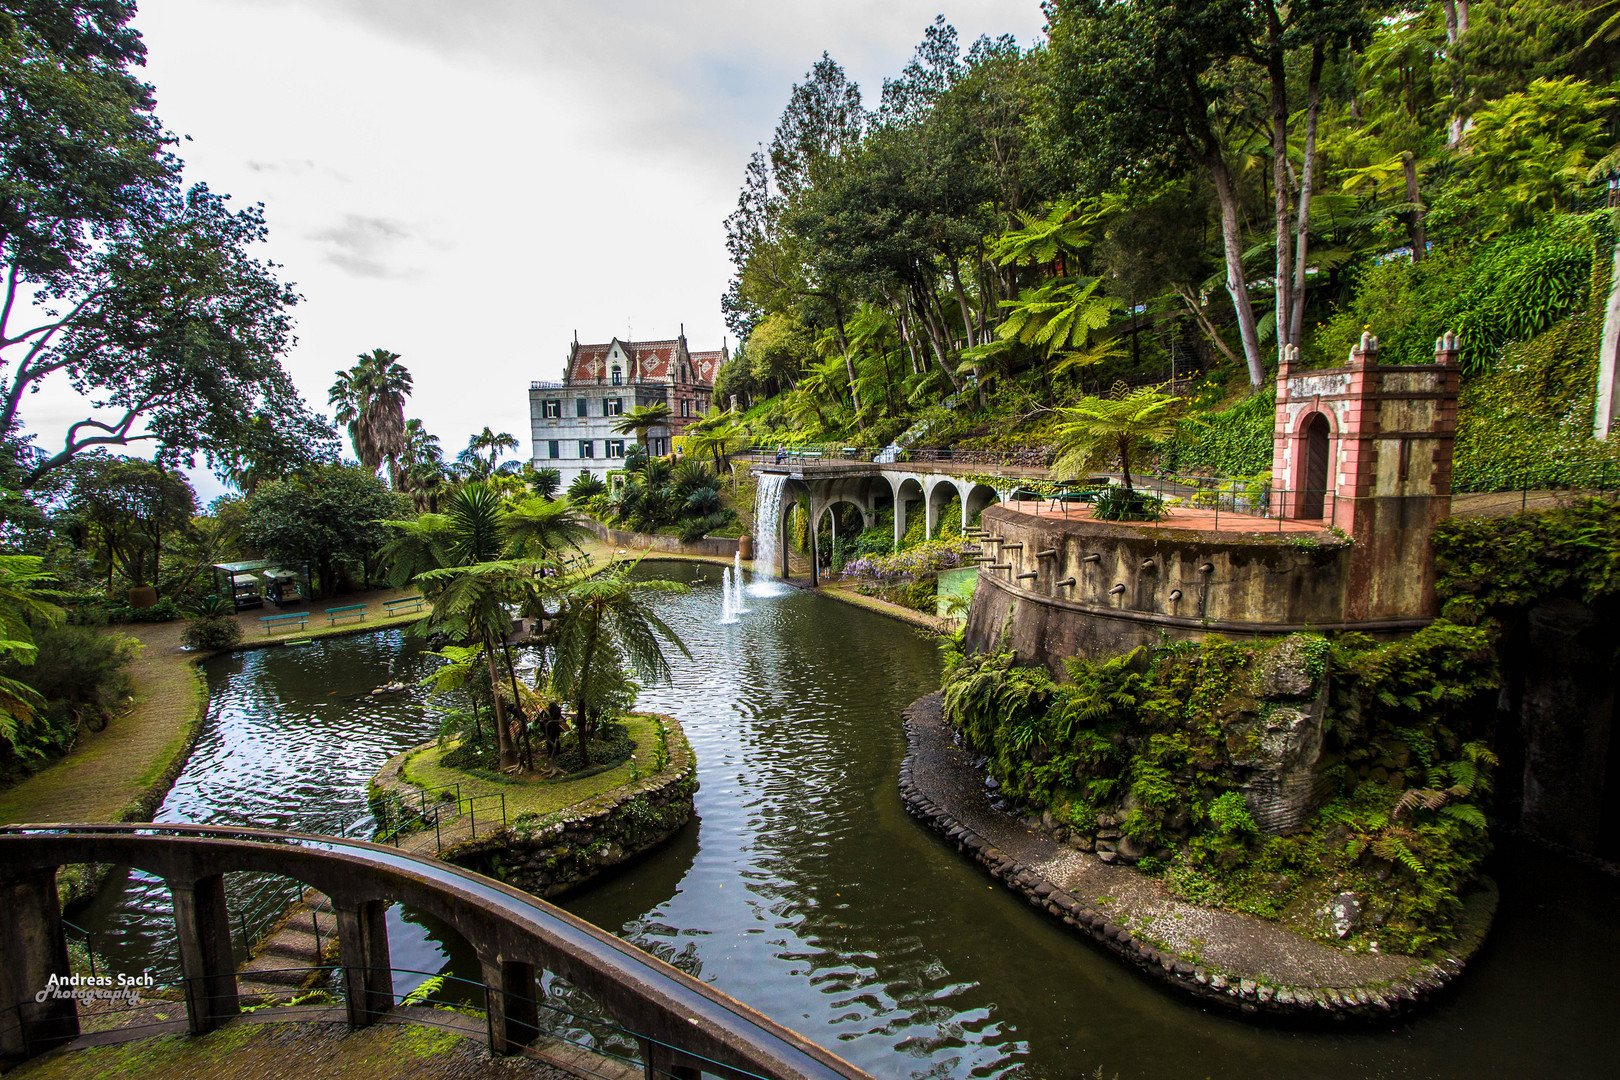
[717,1,1620,500]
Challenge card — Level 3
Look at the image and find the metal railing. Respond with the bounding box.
[374,783,508,851]
[740,445,1058,470]
[999,477,1343,533]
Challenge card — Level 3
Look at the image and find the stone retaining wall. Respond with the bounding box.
[897,696,1492,1020]
[581,518,741,559]
[386,715,698,900]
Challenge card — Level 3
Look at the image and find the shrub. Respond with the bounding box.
[0,625,139,777]
[181,615,243,651]
[1093,486,1167,522]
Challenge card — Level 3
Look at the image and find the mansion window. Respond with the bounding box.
[606,397,623,416]
[579,440,595,458]
[542,399,560,419]
[576,398,588,417]
[607,440,625,458]
[681,398,692,417]
[547,440,560,459]
[611,365,623,386]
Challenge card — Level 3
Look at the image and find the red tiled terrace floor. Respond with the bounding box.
[1000,499,1333,535]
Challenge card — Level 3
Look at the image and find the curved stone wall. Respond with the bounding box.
[378,715,698,900]
[964,505,1428,672]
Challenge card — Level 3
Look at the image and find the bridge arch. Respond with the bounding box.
[0,824,873,1080]
[964,483,1001,529]
[890,476,926,549]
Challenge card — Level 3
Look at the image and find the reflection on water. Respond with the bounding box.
[76,562,1620,1080]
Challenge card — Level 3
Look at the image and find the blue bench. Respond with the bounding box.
[325,604,367,625]
[383,596,425,616]
[259,611,309,635]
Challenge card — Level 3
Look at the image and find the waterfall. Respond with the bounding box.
[748,472,793,597]
[731,550,750,614]
[752,472,786,579]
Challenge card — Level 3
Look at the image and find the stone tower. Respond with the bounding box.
[1271,332,1461,621]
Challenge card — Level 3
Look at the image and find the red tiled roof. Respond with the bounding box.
[566,336,721,387]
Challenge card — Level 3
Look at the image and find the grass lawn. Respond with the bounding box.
[397,715,675,821]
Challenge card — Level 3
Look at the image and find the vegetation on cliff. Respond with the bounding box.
[940,625,1501,955]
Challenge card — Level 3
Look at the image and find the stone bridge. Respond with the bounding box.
[0,822,872,1080]
[748,458,1049,584]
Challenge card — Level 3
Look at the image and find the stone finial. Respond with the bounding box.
[1434,331,1459,366]
[1350,332,1378,367]
[1279,343,1299,378]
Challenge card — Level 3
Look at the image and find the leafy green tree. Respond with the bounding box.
[61,454,196,593]
[329,349,413,489]
[242,463,407,596]
[1052,388,1184,490]
[568,471,606,500]
[1437,76,1615,237]
[398,418,445,512]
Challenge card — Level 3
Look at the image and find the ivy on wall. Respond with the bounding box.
[1433,498,1620,619]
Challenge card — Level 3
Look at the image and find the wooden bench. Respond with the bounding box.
[383,596,425,616]
[325,604,367,625]
[259,611,309,635]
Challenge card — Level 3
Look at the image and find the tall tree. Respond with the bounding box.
[329,349,413,489]
[0,6,309,487]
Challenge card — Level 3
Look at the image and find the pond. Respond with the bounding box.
[76,561,1620,1079]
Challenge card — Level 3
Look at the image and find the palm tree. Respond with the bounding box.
[399,419,444,512]
[611,403,673,453]
[683,410,747,474]
[465,427,520,478]
[329,349,413,490]
[382,483,587,772]
[552,560,690,756]
[1051,387,1184,491]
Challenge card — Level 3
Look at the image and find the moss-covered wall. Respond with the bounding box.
[941,625,1500,955]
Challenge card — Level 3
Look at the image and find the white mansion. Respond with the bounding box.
[528,331,726,487]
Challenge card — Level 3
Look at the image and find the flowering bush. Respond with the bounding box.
[842,538,975,585]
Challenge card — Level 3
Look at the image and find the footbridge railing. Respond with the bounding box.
[0,822,873,1080]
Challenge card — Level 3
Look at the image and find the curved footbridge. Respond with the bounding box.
[0,822,873,1080]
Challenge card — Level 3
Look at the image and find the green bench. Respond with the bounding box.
[383,596,425,616]
[325,604,367,625]
[259,611,309,635]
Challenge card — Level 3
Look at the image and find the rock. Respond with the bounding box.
[1095,840,1117,853]
[1052,827,1068,842]
[1041,810,1057,831]
[1254,633,1327,701]
[1097,850,1118,864]
[1097,828,1122,840]
[1071,835,1095,852]
[1116,834,1150,862]
[1322,892,1363,939]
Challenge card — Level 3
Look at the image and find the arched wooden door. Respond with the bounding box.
[1299,413,1331,519]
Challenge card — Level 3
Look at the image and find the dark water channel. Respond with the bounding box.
[76,562,1619,1079]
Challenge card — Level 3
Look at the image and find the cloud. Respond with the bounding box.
[309,214,421,279]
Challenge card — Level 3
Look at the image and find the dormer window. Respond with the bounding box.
[611,365,622,386]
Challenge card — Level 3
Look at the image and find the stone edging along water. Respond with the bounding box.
[898,693,1495,1021]
[370,713,698,899]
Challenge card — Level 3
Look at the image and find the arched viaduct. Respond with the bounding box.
[754,463,1025,584]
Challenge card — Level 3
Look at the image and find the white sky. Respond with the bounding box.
[17,0,1047,502]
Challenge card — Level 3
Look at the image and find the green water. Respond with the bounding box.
[76,561,1620,1079]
